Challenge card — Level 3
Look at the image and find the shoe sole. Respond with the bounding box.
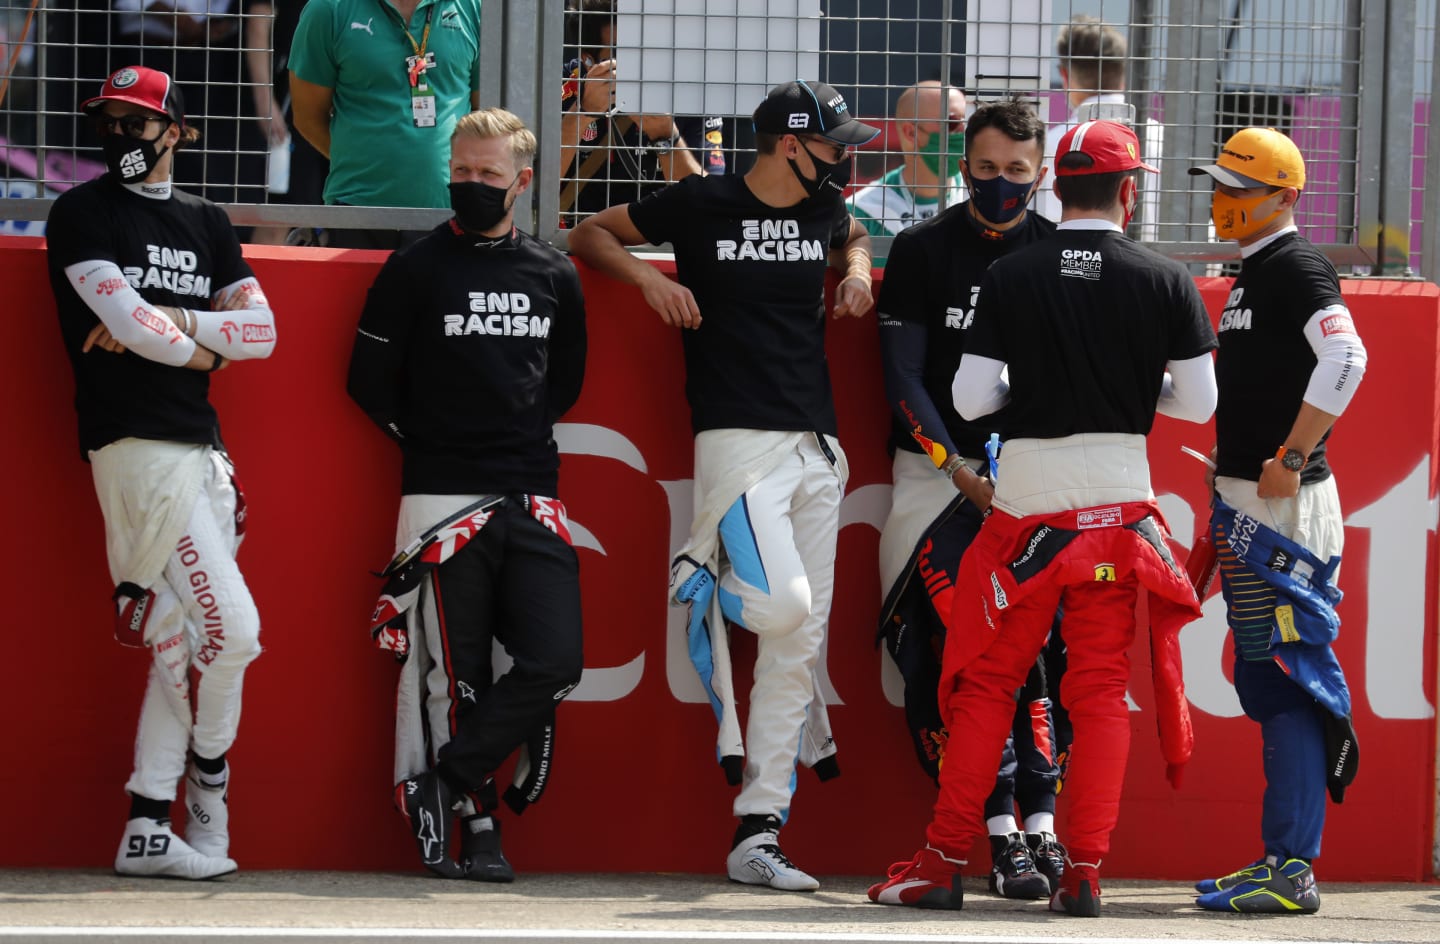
[114,862,237,881]
[727,873,820,892]
[991,871,1051,900]
[869,881,963,909]
[464,866,517,883]
[1195,889,1320,914]
[1051,884,1101,917]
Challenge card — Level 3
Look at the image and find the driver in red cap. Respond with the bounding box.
[867,120,1217,915]
[45,66,277,880]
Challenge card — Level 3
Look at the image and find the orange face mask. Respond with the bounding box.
[1211,189,1284,241]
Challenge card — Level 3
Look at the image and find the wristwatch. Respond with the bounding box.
[1276,446,1307,472]
[648,129,679,152]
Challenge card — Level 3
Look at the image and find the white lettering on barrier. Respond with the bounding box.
[1348,458,1435,719]
[554,423,651,703]
[550,424,1434,721]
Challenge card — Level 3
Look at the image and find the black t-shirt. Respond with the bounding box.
[627,174,852,436]
[46,175,253,458]
[1215,232,1343,484]
[347,222,588,497]
[967,227,1217,438]
[878,204,1057,457]
[560,59,725,224]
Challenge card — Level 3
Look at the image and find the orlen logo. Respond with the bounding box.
[95,278,127,296]
[219,320,239,343]
[242,323,275,343]
[130,306,167,335]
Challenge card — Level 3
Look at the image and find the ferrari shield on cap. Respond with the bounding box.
[1054,120,1158,176]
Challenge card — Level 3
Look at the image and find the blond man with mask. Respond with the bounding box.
[349,109,588,882]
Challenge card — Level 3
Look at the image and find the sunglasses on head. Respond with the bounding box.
[93,112,168,138]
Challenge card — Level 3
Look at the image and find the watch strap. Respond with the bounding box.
[1276,446,1307,472]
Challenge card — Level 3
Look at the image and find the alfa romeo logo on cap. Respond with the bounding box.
[112,68,140,89]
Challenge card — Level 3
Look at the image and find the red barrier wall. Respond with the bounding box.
[1,235,1435,881]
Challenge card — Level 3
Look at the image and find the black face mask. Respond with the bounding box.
[449,178,516,233]
[788,142,851,200]
[103,133,170,183]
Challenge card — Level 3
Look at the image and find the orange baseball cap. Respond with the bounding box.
[1190,127,1305,190]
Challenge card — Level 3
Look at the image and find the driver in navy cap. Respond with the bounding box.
[569,81,877,891]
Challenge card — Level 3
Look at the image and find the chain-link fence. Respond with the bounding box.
[0,1,282,233]
[1,1,1435,275]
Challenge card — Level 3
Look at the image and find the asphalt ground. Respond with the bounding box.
[1,870,1437,944]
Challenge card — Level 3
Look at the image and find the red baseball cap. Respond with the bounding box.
[82,66,185,128]
[1055,119,1157,176]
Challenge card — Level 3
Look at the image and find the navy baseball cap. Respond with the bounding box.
[752,80,880,146]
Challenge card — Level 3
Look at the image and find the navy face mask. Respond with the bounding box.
[967,172,1036,226]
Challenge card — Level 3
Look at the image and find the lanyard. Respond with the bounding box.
[386,0,434,62]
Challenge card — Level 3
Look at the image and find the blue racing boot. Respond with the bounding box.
[1195,857,1268,894]
[1195,858,1320,914]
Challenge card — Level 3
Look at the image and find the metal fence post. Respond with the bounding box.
[478,2,555,238]
[1377,0,1417,274]
[1157,0,1224,249]
[1422,8,1440,281]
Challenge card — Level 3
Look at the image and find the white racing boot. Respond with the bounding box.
[115,817,237,880]
[726,816,820,892]
[185,765,230,859]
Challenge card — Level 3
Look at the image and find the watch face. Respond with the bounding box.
[1281,449,1306,472]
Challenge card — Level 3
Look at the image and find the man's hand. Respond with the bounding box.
[832,274,874,319]
[639,113,677,143]
[83,323,126,354]
[1256,456,1301,499]
[954,465,994,513]
[580,59,617,115]
[215,284,258,311]
[638,268,702,329]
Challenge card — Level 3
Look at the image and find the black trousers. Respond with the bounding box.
[428,503,584,793]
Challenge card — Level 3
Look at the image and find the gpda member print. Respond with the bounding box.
[871,119,1217,916]
[45,66,277,880]
[570,79,877,893]
[347,109,587,882]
